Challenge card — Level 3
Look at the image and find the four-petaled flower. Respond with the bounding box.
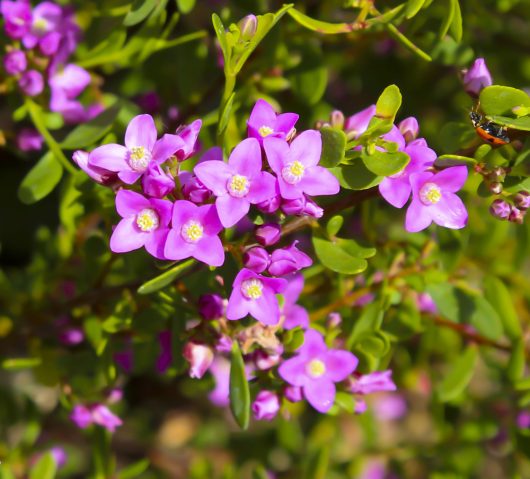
[89,114,184,184]
[110,190,172,259]
[264,130,340,201]
[247,99,298,143]
[226,268,287,326]
[405,166,468,232]
[164,200,225,267]
[278,329,358,412]
[194,137,276,227]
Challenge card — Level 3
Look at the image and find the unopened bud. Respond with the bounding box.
[183,341,214,379]
[327,312,342,328]
[198,294,224,320]
[330,110,345,129]
[509,207,525,224]
[255,223,281,246]
[514,191,530,210]
[398,116,419,143]
[463,58,492,98]
[243,247,270,273]
[238,14,257,40]
[489,199,511,220]
[252,390,280,421]
[488,182,503,195]
[488,167,506,182]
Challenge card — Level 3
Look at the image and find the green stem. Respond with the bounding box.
[385,23,432,62]
[216,71,237,147]
[25,98,77,175]
[92,427,111,479]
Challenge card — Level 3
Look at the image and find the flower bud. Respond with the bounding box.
[281,195,323,218]
[252,390,280,421]
[142,163,175,198]
[39,31,61,56]
[70,405,93,429]
[19,70,44,96]
[330,110,345,129]
[49,447,67,468]
[215,334,232,353]
[489,199,511,220]
[4,49,26,75]
[180,172,212,204]
[198,294,224,320]
[509,206,525,224]
[463,58,492,97]
[514,191,530,210]
[58,327,84,346]
[255,223,281,246]
[398,116,419,143]
[268,241,312,277]
[488,166,506,182]
[488,182,503,195]
[183,341,214,379]
[253,349,282,370]
[257,194,281,214]
[75,150,118,186]
[284,385,303,403]
[243,247,270,273]
[327,312,342,328]
[238,14,257,40]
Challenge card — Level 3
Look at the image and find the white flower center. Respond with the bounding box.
[136,208,159,232]
[259,125,274,137]
[128,146,152,172]
[181,220,204,243]
[241,279,263,299]
[227,174,250,198]
[419,182,442,205]
[33,18,48,33]
[306,359,326,378]
[282,161,305,184]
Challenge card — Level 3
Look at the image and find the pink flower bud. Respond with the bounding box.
[398,116,419,143]
[268,241,312,277]
[463,58,492,97]
[4,49,26,75]
[489,199,511,220]
[19,70,44,96]
[253,349,282,370]
[344,105,376,139]
[514,191,530,210]
[142,163,175,198]
[327,312,342,328]
[281,195,323,218]
[58,327,84,346]
[509,206,525,224]
[330,110,345,129]
[180,172,212,204]
[255,222,281,246]
[252,390,280,421]
[198,294,224,320]
[74,150,118,186]
[257,193,281,213]
[183,341,214,379]
[238,14,257,40]
[284,385,303,403]
[243,247,271,273]
[39,31,61,56]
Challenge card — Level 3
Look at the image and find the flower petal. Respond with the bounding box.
[124,114,157,150]
[263,137,289,174]
[298,166,340,197]
[194,234,225,267]
[247,172,277,204]
[115,189,150,217]
[88,144,128,172]
[274,112,299,135]
[247,99,277,137]
[430,193,468,229]
[163,228,195,260]
[278,355,308,387]
[405,199,432,232]
[194,160,232,196]
[290,130,322,167]
[118,170,142,185]
[249,290,281,325]
[299,329,327,357]
[228,137,262,177]
[171,200,198,228]
[379,176,412,208]
[433,166,468,192]
[110,217,146,253]
[216,195,250,228]
[150,198,173,227]
[283,304,309,330]
[144,228,170,259]
[324,350,358,381]
[152,134,185,163]
[226,288,250,321]
[304,379,336,413]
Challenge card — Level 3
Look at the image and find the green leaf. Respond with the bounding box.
[470,297,504,340]
[375,84,402,121]
[485,115,530,132]
[320,127,346,167]
[483,276,521,341]
[480,86,530,117]
[435,154,477,167]
[334,391,356,413]
[287,8,357,34]
[347,302,385,348]
[229,341,250,429]
[331,163,382,190]
[326,215,343,237]
[288,44,328,106]
[361,149,410,177]
[2,357,42,369]
[449,0,463,42]
[212,14,230,68]
[18,152,63,204]
[123,0,158,26]
[437,345,478,402]
[29,452,57,479]
[312,236,367,275]
[405,0,427,18]
[336,238,376,259]
[138,259,196,294]
[118,459,150,479]
[61,102,121,149]
[508,340,525,382]
[176,0,195,14]
[439,0,455,39]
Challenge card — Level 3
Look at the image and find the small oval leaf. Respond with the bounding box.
[137,259,196,294]
[229,341,250,429]
[18,152,63,205]
[437,345,478,402]
[320,127,346,168]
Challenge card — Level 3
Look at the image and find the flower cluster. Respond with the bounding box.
[1,0,102,123]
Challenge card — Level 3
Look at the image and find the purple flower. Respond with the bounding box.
[281,273,309,330]
[72,150,118,186]
[19,70,44,96]
[49,447,67,468]
[110,190,172,259]
[344,104,376,139]
[70,404,92,429]
[243,247,270,273]
[226,268,287,326]
[268,241,312,277]
[255,222,281,246]
[405,166,468,232]
[247,99,298,143]
[17,128,43,151]
[349,370,397,395]
[173,119,202,161]
[3,49,27,75]
[22,1,63,50]
[278,329,358,412]
[58,327,84,346]
[281,194,324,218]
[183,341,214,378]
[208,356,230,407]
[264,130,340,201]
[517,411,530,429]
[198,294,224,320]
[194,138,276,227]
[379,137,437,208]
[252,390,280,421]
[463,58,492,97]
[1,0,32,40]
[89,114,184,184]
[416,292,437,314]
[142,163,175,198]
[164,201,224,266]
[284,385,303,402]
[91,405,122,432]
[156,330,172,373]
[514,191,530,210]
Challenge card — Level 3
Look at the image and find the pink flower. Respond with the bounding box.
[281,194,323,218]
[91,405,122,432]
[141,163,175,198]
[88,114,184,184]
[164,200,225,267]
[208,356,230,407]
[463,58,492,97]
[1,1,32,40]
[72,150,117,186]
[3,49,27,75]
[281,273,309,330]
[22,1,63,51]
[70,405,93,429]
[17,128,43,152]
[173,119,202,161]
[226,268,287,326]
[264,130,340,201]
[268,241,312,277]
[183,341,214,379]
[194,138,276,227]
[252,390,280,421]
[405,166,468,232]
[243,247,270,273]
[110,190,172,259]
[348,370,397,395]
[278,329,358,412]
[19,70,44,96]
[344,104,376,139]
[398,116,419,144]
[255,222,281,246]
[247,99,298,143]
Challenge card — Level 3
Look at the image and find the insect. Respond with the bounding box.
[469,111,510,146]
